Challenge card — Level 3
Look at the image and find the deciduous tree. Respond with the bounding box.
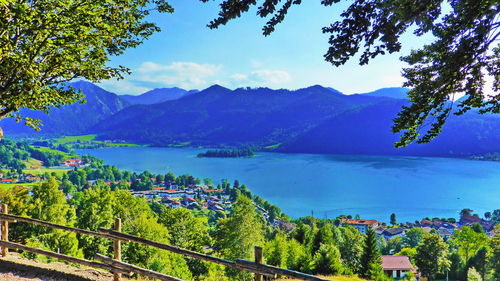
[214,195,264,280]
[451,226,489,262]
[0,0,173,130]
[415,233,450,281]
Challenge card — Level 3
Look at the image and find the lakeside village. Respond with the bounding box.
[1,151,499,279]
[2,157,498,237]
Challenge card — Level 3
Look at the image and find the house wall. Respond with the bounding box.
[386,270,409,279]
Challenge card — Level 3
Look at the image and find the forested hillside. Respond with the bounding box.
[121,87,199,105]
[0,81,129,134]
[1,82,499,157]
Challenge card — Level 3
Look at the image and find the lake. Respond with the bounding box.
[76,147,500,223]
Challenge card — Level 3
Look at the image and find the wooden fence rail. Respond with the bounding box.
[0,204,329,281]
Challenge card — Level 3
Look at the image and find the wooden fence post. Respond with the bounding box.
[254,246,263,281]
[113,218,122,281]
[2,204,8,257]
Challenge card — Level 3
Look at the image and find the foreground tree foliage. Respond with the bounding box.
[201,0,500,147]
[415,233,451,281]
[214,195,264,279]
[0,0,173,129]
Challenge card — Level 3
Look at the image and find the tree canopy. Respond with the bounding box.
[0,0,173,130]
[200,0,500,147]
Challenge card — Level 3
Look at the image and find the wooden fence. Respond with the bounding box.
[0,204,329,281]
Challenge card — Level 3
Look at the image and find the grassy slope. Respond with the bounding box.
[54,134,99,144]
[32,146,77,160]
[54,134,145,147]
[23,158,70,176]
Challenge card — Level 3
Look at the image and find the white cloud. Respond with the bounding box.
[231,73,248,81]
[96,62,293,94]
[230,69,292,87]
[137,61,223,89]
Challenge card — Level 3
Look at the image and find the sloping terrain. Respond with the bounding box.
[1,82,499,157]
[0,253,122,281]
[120,87,198,105]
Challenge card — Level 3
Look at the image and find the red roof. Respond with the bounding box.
[341,219,379,226]
[153,187,166,190]
[0,179,14,183]
[204,189,222,193]
[381,256,414,271]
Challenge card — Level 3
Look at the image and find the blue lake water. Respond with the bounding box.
[76,147,500,223]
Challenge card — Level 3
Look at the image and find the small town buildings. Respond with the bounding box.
[381,256,415,280]
[340,219,380,233]
[437,228,453,240]
[383,227,405,239]
[374,226,387,236]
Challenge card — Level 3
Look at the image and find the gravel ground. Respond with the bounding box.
[0,252,129,281]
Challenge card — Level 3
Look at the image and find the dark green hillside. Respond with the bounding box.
[283,100,500,157]
[0,81,129,135]
[93,85,387,146]
[120,87,198,105]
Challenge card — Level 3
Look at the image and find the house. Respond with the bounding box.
[437,228,453,240]
[340,219,380,233]
[0,179,15,184]
[381,256,415,279]
[418,219,433,227]
[383,228,404,239]
[183,197,197,206]
[459,214,482,225]
[161,197,181,208]
[373,226,387,236]
[209,204,224,212]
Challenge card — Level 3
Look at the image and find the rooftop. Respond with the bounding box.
[341,219,379,226]
[381,256,414,271]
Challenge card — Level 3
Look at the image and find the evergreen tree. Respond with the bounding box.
[360,227,385,280]
[293,223,312,245]
[311,244,343,275]
[390,213,397,225]
[312,223,334,253]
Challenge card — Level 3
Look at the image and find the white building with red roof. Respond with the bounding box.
[340,218,380,233]
[381,256,415,279]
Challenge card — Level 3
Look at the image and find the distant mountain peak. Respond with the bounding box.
[205,84,231,92]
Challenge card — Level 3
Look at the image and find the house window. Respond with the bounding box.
[396,270,401,278]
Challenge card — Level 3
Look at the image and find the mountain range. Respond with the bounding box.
[1,81,499,157]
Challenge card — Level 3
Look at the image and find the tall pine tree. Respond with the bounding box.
[361,226,387,281]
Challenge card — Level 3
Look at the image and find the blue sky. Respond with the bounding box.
[98,1,431,95]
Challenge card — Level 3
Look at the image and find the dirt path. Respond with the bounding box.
[0,252,128,281]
